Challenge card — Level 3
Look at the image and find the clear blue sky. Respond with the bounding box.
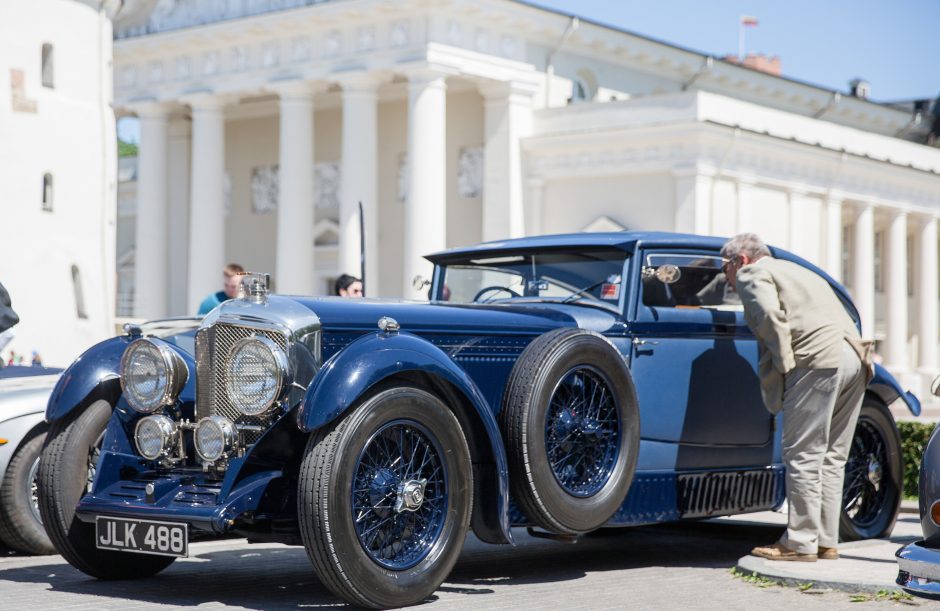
[118,0,940,143]
[531,0,940,102]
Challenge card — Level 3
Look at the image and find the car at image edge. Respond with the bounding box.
[38,231,919,608]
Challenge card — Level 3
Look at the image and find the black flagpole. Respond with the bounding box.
[359,201,366,297]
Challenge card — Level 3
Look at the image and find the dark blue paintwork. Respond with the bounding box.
[50,231,920,550]
[298,329,514,542]
[45,336,130,422]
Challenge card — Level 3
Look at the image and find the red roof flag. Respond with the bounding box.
[741,15,759,27]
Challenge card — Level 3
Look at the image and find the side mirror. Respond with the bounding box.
[655,264,682,285]
[931,375,940,397]
[412,275,430,291]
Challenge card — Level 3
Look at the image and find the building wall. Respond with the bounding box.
[542,174,676,234]
[0,0,115,366]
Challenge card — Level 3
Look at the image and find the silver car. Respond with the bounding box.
[0,366,61,555]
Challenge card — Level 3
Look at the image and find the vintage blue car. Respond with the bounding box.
[40,232,918,608]
[896,380,940,597]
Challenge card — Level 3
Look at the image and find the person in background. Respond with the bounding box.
[720,233,872,563]
[334,274,363,298]
[197,263,245,315]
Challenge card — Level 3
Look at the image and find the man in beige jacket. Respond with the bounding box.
[720,233,872,562]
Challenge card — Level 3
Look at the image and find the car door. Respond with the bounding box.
[627,248,774,470]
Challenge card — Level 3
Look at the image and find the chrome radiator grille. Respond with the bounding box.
[196,322,289,444]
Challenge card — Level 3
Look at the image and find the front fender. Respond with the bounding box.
[869,363,921,417]
[297,330,512,544]
[45,336,131,422]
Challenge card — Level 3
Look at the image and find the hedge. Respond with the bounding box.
[899,420,937,499]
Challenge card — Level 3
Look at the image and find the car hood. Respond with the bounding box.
[289,296,621,335]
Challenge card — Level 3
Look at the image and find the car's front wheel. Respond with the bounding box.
[839,396,902,541]
[298,386,472,609]
[0,432,55,555]
[38,399,175,578]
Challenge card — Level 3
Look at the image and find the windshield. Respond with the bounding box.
[436,249,629,312]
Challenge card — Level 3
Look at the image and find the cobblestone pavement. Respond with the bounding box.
[0,516,923,609]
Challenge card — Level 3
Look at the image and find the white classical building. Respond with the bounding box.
[112,0,940,391]
[0,0,119,367]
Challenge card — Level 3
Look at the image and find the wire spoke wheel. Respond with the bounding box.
[352,420,448,570]
[545,366,620,497]
[839,399,901,542]
[843,419,888,526]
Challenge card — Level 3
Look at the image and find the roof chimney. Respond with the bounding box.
[849,78,871,99]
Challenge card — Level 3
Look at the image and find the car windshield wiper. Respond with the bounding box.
[561,280,607,304]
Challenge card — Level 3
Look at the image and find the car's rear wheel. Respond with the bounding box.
[38,400,175,578]
[0,432,56,554]
[298,387,472,609]
[839,396,902,541]
[501,328,640,535]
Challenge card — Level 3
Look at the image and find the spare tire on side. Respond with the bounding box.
[500,327,639,534]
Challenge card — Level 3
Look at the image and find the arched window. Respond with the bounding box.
[568,68,598,105]
[42,173,53,211]
[71,265,88,319]
[41,43,54,88]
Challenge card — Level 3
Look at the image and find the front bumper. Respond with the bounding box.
[75,451,284,533]
[896,540,940,597]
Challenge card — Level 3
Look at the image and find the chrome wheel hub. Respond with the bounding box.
[394,479,428,513]
[867,455,882,489]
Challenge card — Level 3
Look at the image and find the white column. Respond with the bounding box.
[673,168,713,235]
[918,216,938,374]
[186,94,227,313]
[339,73,380,288]
[787,187,806,256]
[403,69,447,297]
[885,210,908,371]
[825,196,843,282]
[526,177,545,235]
[480,80,535,241]
[133,102,170,319]
[735,177,756,233]
[274,82,317,296]
[167,119,191,316]
[853,203,876,340]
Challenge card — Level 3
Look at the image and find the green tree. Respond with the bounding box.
[117,139,138,158]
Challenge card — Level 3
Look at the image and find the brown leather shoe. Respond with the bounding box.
[818,546,839,560]
[751,542,817,562]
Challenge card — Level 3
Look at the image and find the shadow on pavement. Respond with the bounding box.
[0,519,785,608]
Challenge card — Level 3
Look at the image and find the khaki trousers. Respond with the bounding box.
[779,341,867,554]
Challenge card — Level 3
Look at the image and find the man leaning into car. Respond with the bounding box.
[720,233,874,562]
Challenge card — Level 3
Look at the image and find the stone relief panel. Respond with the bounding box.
[231,46,250,72]
[315,162,341,210]
[291,36,312,62]
[357,26,375,52]
[457,146,483,198]
[251,165,279,214]
[147,61,164,84]
[262,41,280,68]
[202,51,220,76]
[390,21,410,47]
[174,56,191,81]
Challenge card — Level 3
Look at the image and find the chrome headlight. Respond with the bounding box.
[224,335,289,416]
[120,338,188,413]
[194,416,237,462]
[134,415,178,461]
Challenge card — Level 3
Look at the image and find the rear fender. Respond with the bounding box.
[869,363,920,417]
[297,330,512,544]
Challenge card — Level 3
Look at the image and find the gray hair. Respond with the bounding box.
[720,233,771,261]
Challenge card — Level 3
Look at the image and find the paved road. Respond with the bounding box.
[0,515,923,609]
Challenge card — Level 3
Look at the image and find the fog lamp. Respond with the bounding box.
[134,415,178,461]
[931,500,940,527]
[194,416,237,463]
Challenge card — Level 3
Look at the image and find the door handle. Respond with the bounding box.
[632,338,659,347]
